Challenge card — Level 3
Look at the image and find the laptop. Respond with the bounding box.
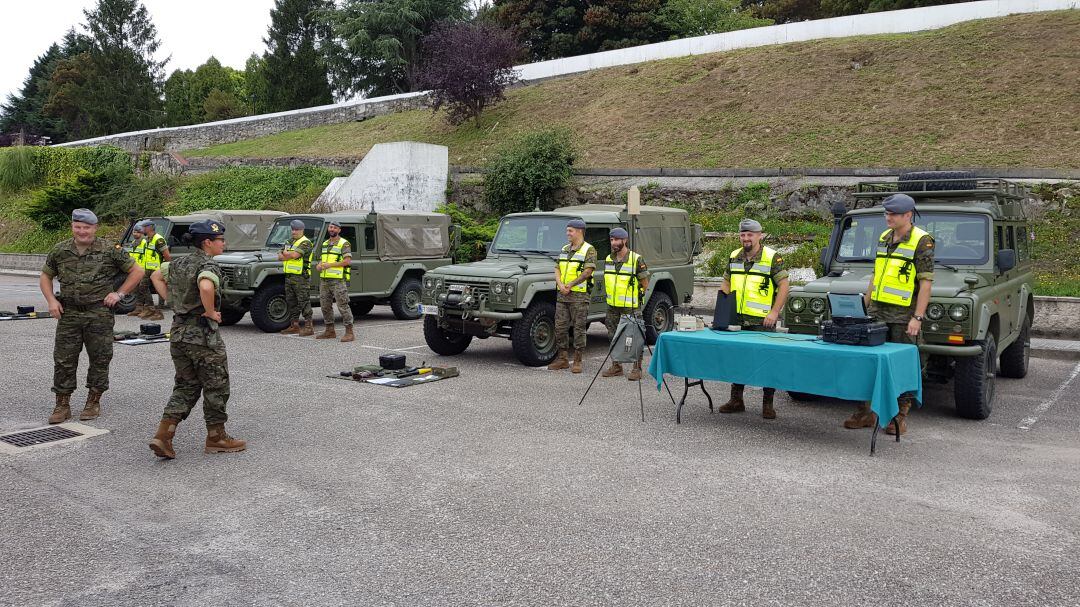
[711,291,739,330]
[827,292,871,325]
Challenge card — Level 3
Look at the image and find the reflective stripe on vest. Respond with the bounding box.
[130,239,147,266]
[141,233,165,270]
[871,226,928,307]
[282,236,312,276]
[558,241,593,293]
[320,238,350,280]
[604,250,641,308]
[729,246,777,318]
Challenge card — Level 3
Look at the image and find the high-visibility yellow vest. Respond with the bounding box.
[282,236,312,276]
[558,241,593,293]
[141,233,166,271]
[871,226,929,307]
[604,250,642,308]
[320,238,351,280]
[130,238,146,266]
[729,246,777,318]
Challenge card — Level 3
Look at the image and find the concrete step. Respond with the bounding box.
[1031,338,1080,361]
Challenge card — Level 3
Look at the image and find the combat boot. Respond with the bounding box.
[571,349,584,374]
[547,350,569,371]
[762,388,776,420]
[48,394,71,424]
[718,384,745,413]
[602,362,623,378]
[627,360,643,382]
[885,399,912,435]
[79,389,103,421]
[843,403,877,429]
[128,305,146,317]
[148,419,177,459]
[280,321,300,335]
[341,325,355,343]
[316,324,337,339]
[205,424,246,454]
[297,320,314,337]
[144,308,164,321]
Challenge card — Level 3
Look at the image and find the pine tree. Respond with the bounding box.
[262,0,334,112]
[1,30,92,143]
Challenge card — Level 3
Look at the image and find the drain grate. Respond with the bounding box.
[0,426,83,448]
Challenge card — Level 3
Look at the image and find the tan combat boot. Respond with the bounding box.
[280,321,300,335]
[137,307,155,319]
[127,305,146,317]
[79,389,103,421]
[843,403,877,429]
[762,388,776,420]
[316,324,337,339]
[547,350,569,371]
[48,394,71,424]
[627,360,643,382]
[718,384,745,413]
[148,419,178,459]
[340,324,355,342]
[602,362,623,378]
[297,320,314,337]
[205,424,246,454]
[885,399,912,435]
[143,308,164,321]
[571,350,584,374]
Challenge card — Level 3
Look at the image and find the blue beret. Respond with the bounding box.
[738,218,762,233]
[566,218,586,229]
[327,220,342,228]
[71,208,98,225]
[189,219,225,236]
[290,219,306,230]
[609,227,629,239]
[882,194,916,214]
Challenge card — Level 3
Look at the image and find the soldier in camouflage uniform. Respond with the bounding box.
[845,194,934,435]
[40,208,144,424]
[315,220,355,342]
[600,227,649,381]
[277,219,314,336]
[548,218,596,374]
[717,219,790,419]
[148,219,245,459]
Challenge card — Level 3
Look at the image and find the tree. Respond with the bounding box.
[327,0,468,98]
[494,0,589,61]
[163,69,196,126]
[203,89,246,121]
[661,0,773,37]
[1,30,93,143]
[484,129,576,215]
[244,54,272,115]
[414,22,520,126]
[262,0,334,112]
[578,0,671,52]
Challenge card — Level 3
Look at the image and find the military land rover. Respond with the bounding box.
[784,172,1035,420]
[421,204,703,366]
[120,210,287,256]
[215,210,456,330]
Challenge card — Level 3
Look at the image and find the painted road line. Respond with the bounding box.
[1017,361,1080,430]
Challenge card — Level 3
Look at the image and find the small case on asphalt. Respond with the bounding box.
[140,323,162,335]
[379,354,406,370]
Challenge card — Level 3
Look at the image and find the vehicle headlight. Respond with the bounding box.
[790,298,805,313]
[493,282,503,294]
[926,302,945,320]
[949,304,969,321]
[505,283,514,295]
[424,277,434,289]
[810,298,826,314]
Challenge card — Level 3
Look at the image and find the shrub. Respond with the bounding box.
[33,146,133,187]
[483,129,576,215]
[171,166,336,215]
[437,203,500,263]
[0,146,39,192]
[25,169,121,230]
[95,173,178,224]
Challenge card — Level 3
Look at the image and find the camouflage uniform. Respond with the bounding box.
[284,238,314,323]
[868,230,936,373]
[159,251,230,426]
[604,252,649,337]
[555,242,597,351]
[319,238,353,327]
[42,237,134,395]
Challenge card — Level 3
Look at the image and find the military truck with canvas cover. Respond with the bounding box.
[783,172,1035,420]
[421,204,703,366]
[215,210,456,330]
[121,210,287,256]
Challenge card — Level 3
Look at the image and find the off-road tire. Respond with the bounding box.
[897,170,977,192]
[389,276,423,320]
[642,291,674,345]
[511,300,558,367]
[423,316,472,355]
[250,281,290,333]
[219,308,246,326]
[111,273,137,315]
[350,299,376,317]
[954,334,996,420]
[998,317,1030,379]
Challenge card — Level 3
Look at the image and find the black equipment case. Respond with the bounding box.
[821,318,888,346]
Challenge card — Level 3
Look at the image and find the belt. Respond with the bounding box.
[61,301,104,312]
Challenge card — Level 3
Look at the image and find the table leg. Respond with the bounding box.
[870,423,880,456]
[894,418,901,442]
[676,378,690,424]
[701,382,713,413]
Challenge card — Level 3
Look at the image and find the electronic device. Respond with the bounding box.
[821,292,887,346]
[710,291,739,330]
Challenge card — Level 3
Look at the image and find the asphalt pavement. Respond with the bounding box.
[1,274,1077,607]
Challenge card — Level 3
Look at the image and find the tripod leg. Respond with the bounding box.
[577,349,612,407]
[638,364,645,422]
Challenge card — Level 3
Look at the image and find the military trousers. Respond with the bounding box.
[163,341,230,426]
[52,306,115,395]
[284,274,312,322]
[320,278,353,326]
[884,322,927,404]
[134,272,154,307]
[555,298,589,351]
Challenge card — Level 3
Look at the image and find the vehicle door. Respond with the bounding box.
[586,225,614,315]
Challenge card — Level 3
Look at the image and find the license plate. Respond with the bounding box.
[420,304,439,316]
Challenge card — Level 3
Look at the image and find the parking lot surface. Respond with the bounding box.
[1,275,1078,606]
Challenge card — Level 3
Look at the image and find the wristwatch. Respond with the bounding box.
[913,314,924,321]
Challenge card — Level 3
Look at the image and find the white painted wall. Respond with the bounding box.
[326,142,448,212]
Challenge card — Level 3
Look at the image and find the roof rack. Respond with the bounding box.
[856,178,1028,198]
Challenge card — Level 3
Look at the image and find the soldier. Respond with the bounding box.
[548,218,596,374]
[600,227,650,381]
[148,219,245,459]
[137,220,170,321]
[40,208,145,424]
[844,193,933,435]
[315,220,355,343]
[277,219,314,336]
[718,219,790,419]
[126,224,153,317]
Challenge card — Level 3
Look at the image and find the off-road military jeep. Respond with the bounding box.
[120,210,287,256]
[421,204,703,366]
[784,171,1035,420]
[215,210,456,330]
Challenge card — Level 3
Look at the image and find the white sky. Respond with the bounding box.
[0,0,276,102]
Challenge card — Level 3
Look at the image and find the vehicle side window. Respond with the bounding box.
[1005,225,1015,251]
[1016,226,1027,261]
[994,226,1003,252]
[585,227,611,261]
[363,225,376,251]
[339,226,358,252]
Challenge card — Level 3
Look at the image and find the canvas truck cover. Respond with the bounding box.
[376,211,452,260]
[184,210,287,251]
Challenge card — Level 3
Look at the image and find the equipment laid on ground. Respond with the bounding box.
[0,308,50,321]
[17,306,34,315]
[820,293,887,346]
[140,323,162,335]
[327,358,458,388]
[114,328,170,346]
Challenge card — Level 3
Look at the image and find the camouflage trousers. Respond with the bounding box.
[52,306,115,395]
[555,299,589,351]
[604,306,640,338]
[320,278,353,327]
[284,274,312,322]
[134,273,154,307]
[163,341,230,426]
[885,322,928,403]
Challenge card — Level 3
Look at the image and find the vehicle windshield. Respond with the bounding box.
[122,219,169,248]
[491,216,572,254]
[836,212,989,265]
[266,218,321,248]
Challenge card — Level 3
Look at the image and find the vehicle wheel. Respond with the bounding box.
[953,334,996,420]
[511,300,558,366]
[787,392,820,402]
[219,307,246,326]
[111,273,137,315]
[897,170,977,192]
[423,315,472,355]
[389,276,423,320]
[249,281,290,333]
[998,317,1030,379]
[350,299,376,317]
[642,291,674,345]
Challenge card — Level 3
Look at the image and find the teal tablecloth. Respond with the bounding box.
[649,330,922,428]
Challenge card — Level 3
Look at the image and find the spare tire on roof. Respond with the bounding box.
[897,170,977,192]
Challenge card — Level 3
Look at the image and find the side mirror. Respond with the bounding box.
[996,248,1016,273]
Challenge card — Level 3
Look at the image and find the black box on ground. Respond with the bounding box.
[379,354,406,370]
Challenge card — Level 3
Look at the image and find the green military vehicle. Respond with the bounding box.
[215,210,456,331]
[120,210,287,255]
[784,171,1035,420]
[421,204,703,366]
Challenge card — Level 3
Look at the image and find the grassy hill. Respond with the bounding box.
[188,11,1080,169]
